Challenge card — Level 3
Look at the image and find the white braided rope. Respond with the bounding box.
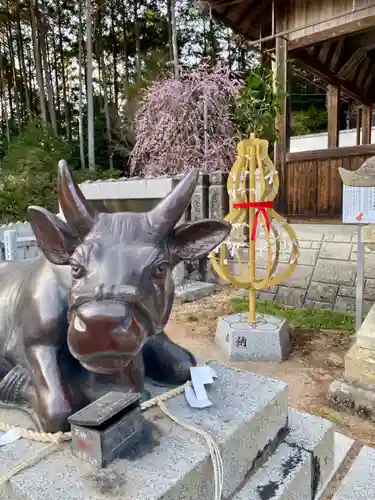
[158,400,224,500]
[0,381,224,499]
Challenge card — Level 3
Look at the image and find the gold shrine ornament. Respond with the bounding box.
[210,136,300,322]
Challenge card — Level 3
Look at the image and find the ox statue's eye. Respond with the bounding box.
[70,262,85,279]
[153,263,168,281]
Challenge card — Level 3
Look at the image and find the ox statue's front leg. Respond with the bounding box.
[25,344,73,432]
[143,331,196,386]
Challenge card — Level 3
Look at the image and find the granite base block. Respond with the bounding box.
[316,433,354,500]
[332,446,375,500]
[233,442,312,500]
[175,281,215,302]
[285,409,334,496]
[216,312,291,361]
[233,410,347,500]
[1,362,288,500]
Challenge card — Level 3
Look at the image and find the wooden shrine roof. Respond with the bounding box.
[203,0,375,104]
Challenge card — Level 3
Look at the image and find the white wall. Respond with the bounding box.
[290,127,375,153]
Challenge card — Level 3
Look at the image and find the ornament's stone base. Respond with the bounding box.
[175,281,215,303]
[215,312,292,361]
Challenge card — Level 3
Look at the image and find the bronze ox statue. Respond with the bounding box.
[0,161,230,432]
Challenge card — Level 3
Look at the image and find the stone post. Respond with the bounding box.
[205,171,229,283]
[4,230,17,261]
[189,172,209,281]
[172,174,191,287]
[190,172,209,221]
[208,171,228,220]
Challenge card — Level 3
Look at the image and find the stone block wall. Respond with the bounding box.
[250,224,374,314]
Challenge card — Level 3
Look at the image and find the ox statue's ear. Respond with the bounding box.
[168,220,231,262]
[28,206,80,265]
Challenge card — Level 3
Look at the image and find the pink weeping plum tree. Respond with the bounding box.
[130,63,241,177]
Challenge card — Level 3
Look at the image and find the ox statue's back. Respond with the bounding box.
[0,161,230,432]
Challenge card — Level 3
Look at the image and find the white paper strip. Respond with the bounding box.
[0,428,22,447]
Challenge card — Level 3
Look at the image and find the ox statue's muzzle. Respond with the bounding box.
[67,299,149,374]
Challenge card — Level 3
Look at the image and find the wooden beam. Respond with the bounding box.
[237,0,266,29]
[286,144,375,163]
[327,85,340,148]
[208,2,260,40]
[293,65,328,94]
[337,31,375,80]
[318,41,332,65]
[274,35,290,215]
[362,105,373,144]
[288,14,375,50]
[232,2,255,24]
[357,107,363,145]
[355,30,375,50]
[338,48,366,80]
[364,65,375,95]
[330,39,344,73]
[294,49,369,104]
[357,58,372,88]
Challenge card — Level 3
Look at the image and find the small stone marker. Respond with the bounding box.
[68,391,142,467]
[216,312,291,361]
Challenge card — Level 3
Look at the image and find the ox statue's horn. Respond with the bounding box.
[148,169,198,234]
[58,160,97,239]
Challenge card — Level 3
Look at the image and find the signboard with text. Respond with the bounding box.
[342,185,375,224]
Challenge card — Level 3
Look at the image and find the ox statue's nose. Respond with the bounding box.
[73,301,133,334]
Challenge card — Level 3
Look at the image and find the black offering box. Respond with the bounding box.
[68,391,142,467]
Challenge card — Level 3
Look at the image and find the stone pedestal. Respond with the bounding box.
[216,312,292,361]
[329,303,375,421]
[0,362,354,500]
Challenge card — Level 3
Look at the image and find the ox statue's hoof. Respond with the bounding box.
[142,331,196,386]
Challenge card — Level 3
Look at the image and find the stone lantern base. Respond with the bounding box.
[329,304,375,421]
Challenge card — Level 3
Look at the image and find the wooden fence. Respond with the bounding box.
[285,144,375,218]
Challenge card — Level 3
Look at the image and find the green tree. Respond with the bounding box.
[0,119,71,221]
[292,107,328,136]
[233,63,283,143]
[0,118,120,222]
